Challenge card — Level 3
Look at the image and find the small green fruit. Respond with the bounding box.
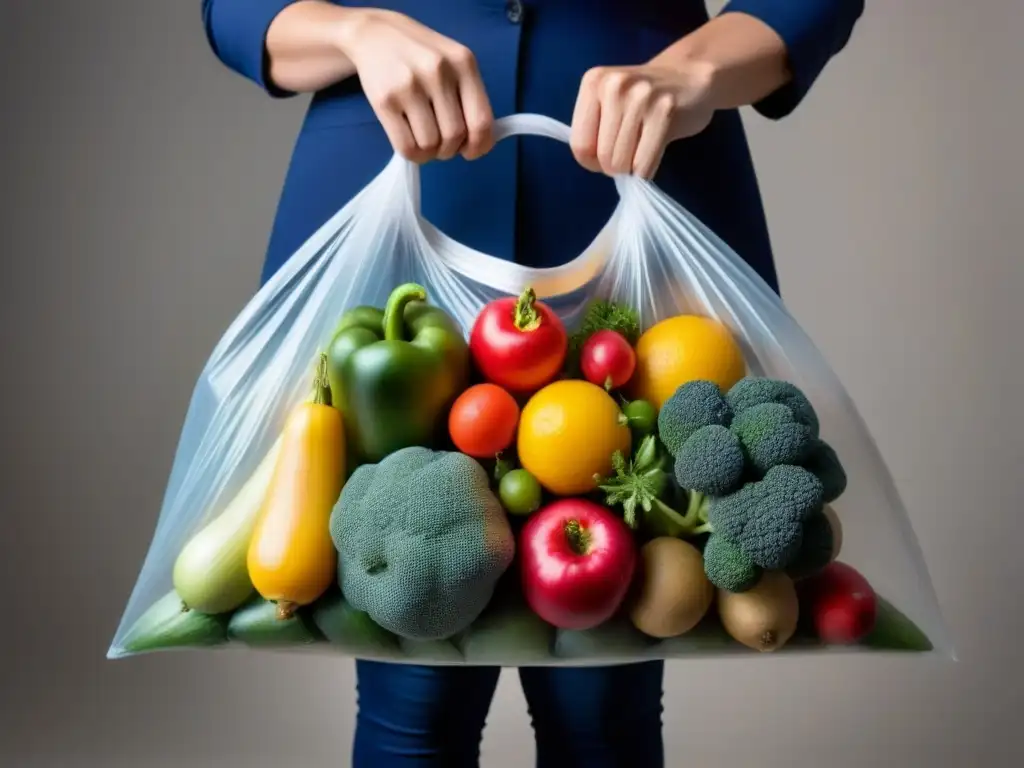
[499,469,543,517]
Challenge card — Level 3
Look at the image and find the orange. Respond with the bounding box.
[517,380,632,496]
[630,315,746,410]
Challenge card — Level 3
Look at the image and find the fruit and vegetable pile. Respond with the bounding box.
[116,283,933,661]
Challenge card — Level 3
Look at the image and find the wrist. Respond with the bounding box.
[649,46,721,107]
[330,6,388,60]
[651,13,790,111]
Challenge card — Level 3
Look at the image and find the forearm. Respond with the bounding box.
[651,12,792,111]
[264,1,365,94]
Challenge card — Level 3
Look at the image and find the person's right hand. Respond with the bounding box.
[339,9,495,163]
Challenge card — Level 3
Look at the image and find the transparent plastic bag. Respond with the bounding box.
[108,114,951,664]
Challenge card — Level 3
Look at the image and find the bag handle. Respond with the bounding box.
[491,113,573,145]
[398,113,633,300]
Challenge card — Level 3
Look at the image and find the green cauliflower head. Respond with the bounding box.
[330,447,515,641]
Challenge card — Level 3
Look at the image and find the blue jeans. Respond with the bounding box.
[353,659,665,767]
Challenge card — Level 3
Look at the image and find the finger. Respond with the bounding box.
[378,109,424,163]
[594,78,627,175]
[595,106,624,176]
[402,91,442,161]
[609,93,645,175]
[632,100,673,179]
[457,71,495,160]
[430,85,468,160]
[570,73,602,172]
[438,44,494,160]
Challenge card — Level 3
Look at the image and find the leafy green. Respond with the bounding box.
[595,435,666,528]
[594,434,710,536]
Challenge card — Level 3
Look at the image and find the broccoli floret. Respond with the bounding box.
[730,402,815,475]
[726,376,820,437]
[785,507,836,580]
[706,464,825,570]
[702,533,762,592]
[801,438,848,503]
[657,380,733,456]
[673,424,746,496]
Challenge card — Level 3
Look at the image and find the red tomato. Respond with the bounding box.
[469,287,568,393]
[448,383,521,458]
[580,329,636,390]
[799,561,878,645]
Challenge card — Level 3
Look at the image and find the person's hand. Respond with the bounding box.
[569,60,718,179]
[339,9,495,163]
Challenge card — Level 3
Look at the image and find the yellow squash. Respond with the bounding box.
[247,354,346,620]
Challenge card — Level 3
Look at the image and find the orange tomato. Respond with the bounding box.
[448,383,520,459]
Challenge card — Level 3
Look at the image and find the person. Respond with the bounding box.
[200,1,863,765]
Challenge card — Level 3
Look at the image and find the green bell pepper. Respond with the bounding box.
[326,283,469,466]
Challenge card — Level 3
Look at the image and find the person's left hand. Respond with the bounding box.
[570,61,717,179]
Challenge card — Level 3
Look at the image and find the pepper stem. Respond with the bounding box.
[513,287,542,332]
[383,283,428,342]
[312,352,332,406]
[564,519,591,555]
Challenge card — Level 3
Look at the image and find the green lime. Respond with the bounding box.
[621,399,658,435]
[499,469,543,517]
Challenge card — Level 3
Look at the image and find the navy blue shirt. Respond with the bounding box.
[201,0,863,292]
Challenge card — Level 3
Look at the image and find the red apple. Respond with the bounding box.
[800,561,878,645]
[519,498,637,630]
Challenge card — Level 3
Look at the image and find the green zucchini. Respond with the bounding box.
[227,597,324,647]
[114,590,229,657]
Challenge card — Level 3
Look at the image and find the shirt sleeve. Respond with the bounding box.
[201,0,301,97]
[719,0,865,119]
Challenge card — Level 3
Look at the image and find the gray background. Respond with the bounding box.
[2,1,1021,766]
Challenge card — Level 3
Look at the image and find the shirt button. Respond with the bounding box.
[506,0,523,24]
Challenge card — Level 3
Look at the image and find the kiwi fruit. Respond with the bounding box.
[629,537,714,639]
[823,505,844,562]
[717,569,799,652]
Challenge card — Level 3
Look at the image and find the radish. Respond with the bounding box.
[800,561,878,645]
[580,329,636,391]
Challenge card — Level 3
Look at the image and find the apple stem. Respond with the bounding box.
[564,519,590,556]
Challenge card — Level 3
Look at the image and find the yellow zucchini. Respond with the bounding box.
[247,354,347,619]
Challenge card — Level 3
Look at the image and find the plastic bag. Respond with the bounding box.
[108,114,950,664]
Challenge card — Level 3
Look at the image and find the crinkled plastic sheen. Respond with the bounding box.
[108,114,951,664]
